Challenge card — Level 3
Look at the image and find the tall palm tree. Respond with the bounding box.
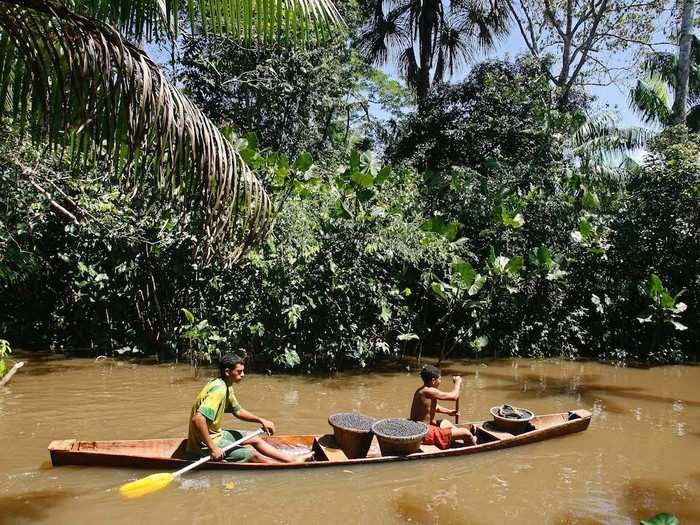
[0,0,344,260]
[630,37,700,132]
[358,0,509,103]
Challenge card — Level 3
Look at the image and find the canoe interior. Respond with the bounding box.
[49,409,591,469]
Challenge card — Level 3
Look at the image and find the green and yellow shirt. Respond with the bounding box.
[187,378,242,453]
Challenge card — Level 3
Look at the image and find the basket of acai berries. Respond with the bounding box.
[328,412,377,459]
[371,418,428,456]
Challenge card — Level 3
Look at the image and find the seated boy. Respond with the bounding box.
[409,365,477,449]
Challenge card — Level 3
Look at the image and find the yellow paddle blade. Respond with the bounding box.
[119,472,175,499]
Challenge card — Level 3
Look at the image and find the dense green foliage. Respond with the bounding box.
[1,24,699,369]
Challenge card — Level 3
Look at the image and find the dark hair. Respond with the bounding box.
[420,365,441,385]
[219,353,244,377]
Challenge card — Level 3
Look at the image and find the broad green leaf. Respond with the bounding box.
[397,333,419,341]
[245,132,257,150]
[401,288,412,297]
[431,282,449,300]
[505,256,524,276]
[640,512,680,525]
[375,166,391,185]
[468,274,487,296]
[660,291,675,309]
[181,308,195,323]
[443,222,458,242]
[536,246,552,269]
[510,213,525,228]
[421,216,445,232]
[647,274,664,298]
[283,348,301,368]
[349,149,360,172]
[453,260,476,288]
[351,171,374,188]
[293,151,313,172]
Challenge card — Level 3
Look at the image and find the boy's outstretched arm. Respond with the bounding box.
[423,376,463,401]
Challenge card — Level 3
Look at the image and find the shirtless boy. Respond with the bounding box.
[409,365,477,449]
[187,353,312,463]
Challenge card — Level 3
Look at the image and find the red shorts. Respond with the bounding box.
[422,424,453,450]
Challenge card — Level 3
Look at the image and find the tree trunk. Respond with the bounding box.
[416,0,438,103]
[671,0,696,124]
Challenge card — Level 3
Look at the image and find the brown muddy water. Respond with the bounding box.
[1,356,699,525]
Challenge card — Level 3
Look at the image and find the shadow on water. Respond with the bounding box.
[620,478,700,523]
[476,370,700,411]
[21,365,85,377]
[0,489,77,525]
[393,491,474,525]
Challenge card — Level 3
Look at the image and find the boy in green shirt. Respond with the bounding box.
[187,353,311,463]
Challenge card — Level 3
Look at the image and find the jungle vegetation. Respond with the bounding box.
[0,0,699,371]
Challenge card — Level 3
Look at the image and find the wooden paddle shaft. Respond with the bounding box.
[176,428,264,477]
[455,397,460,425]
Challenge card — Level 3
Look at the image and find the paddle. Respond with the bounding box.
[119,428,265,499]
[454,397,460,425]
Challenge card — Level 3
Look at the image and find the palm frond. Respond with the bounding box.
[56,0,345,43]
[640,51,678,90]
[437,17,474,79]
[357,7,409,66]
[629,76,673,126]
[0,3,273,261]
[398,45,418,88]
[455,0,510,53]
[567,112,653,163]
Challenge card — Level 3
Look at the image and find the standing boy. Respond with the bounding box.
[409,365,477,449]
[187,353,311,463]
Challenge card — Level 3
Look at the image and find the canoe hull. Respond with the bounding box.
[49,409,591,470]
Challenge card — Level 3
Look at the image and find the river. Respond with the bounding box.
[1,355,699,524]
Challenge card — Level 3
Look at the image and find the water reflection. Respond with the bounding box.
[393,488,473,525]
[621,478,700,523]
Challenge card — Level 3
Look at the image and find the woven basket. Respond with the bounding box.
[489,406,534,433]
[371,419,428,456]
[328,413,376,459]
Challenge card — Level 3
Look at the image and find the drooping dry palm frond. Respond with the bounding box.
[0,2,276,261]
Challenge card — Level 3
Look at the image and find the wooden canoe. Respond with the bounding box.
[49,409,591,470]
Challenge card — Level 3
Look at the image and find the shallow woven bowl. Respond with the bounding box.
[328,413,376,459]
[489,406,534,433]
[371,419,428,456]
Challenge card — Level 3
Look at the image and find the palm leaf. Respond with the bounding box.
[0,3,274,261]
[629,76,672,126]
[357,7,409,66]
[567,111,653,163]
[63,0,344,43]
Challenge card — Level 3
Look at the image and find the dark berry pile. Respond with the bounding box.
[372,419,427,440]
[329,413,376,432]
